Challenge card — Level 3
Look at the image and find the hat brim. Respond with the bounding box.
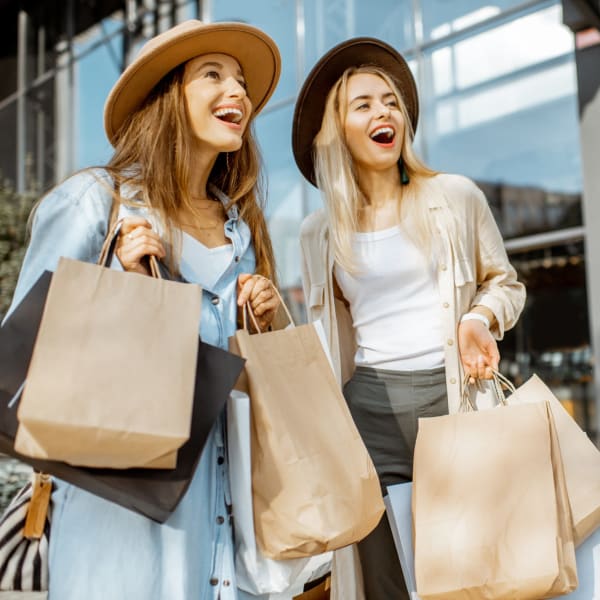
[104,21,281,144]
[292,37,419,187]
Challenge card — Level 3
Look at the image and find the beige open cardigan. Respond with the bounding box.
[299,173,526,599]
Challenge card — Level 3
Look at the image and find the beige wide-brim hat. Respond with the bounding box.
[104,20,281,145]
[292,37,419,187]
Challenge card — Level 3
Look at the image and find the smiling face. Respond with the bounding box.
[342,72,405,176]
[182,53,252,156]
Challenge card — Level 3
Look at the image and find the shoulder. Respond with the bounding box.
[36,169,113,227]
[431,173,482,200]
[300,209,328,241]
[430,173,488,215]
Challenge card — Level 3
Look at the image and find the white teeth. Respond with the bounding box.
[370,126,394,140]
[213,107,243,123]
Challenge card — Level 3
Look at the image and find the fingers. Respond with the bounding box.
[458,320,500,382]
[237,274,280,329]
[237,274,272,306]
[116,218,165,274]
[119,216,153,235]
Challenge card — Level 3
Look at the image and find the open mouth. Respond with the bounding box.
[370,126,395,144]
[213,107,243,124]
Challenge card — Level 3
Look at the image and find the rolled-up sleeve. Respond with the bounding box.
[470,186,526,339]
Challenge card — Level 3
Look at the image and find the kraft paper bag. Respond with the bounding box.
[0,269,244,521]
[227,390,331,595]
[504,373,600,546]
[230,304,384,560]
[413,401,577,600]
[15,255,201,469]
[553,524,600,599]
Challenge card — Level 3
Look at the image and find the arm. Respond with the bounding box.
[458,185,526,381]
[469,186,525,339]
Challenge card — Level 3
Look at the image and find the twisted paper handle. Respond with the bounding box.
[241,283,295,333]
[460,371,516,412]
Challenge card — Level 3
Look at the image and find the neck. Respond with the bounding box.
[356,164,402,208]
[187,149,219,201]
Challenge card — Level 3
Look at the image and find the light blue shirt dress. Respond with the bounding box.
[6,168,255,600]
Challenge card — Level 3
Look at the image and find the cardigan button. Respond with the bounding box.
[450,377,457,384]
[209,578,219,586]
[443,302,449,308]
[440,264,447,271]
[211,296,220,305]
[447,339,454,346]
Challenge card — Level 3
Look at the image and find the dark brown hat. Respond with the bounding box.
[292,37,419,187]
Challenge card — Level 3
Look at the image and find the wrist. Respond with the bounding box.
[460,312,490,329]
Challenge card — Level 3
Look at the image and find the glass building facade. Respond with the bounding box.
[0,0,596,440]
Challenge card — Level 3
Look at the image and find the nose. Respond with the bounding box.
[375,101,390,119]
[225,76,247,99]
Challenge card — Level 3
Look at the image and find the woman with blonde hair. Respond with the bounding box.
[7,19,281,600]
[293,38,526,599]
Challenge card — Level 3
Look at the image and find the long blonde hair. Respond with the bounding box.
[105,63,276,281]
[314,65,437,274]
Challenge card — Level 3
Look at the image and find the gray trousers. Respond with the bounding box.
[343,366,448,600]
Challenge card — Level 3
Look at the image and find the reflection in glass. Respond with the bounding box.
[254,105,304,288]
[449,6,573,90]
[74,18,123,168]
[304,0,414,72]
[423,0,526,41]
[211,0,297,103]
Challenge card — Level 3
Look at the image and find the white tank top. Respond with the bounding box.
[334,225,445,371]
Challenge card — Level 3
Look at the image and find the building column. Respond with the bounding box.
[16,10,28,194]
[562,0,600,441]
[54,0,75,182]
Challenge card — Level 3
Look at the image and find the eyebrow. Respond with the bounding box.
[349,92,396,104]
[197,61,244,78]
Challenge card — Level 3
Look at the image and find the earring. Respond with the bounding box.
[400,159,410,185]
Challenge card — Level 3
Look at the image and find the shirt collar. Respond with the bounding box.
[209,184,239,221]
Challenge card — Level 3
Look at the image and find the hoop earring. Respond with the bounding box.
[399,159,410,185]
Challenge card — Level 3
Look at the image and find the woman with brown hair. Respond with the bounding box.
[7,20,281,600]
[293,38,525,599]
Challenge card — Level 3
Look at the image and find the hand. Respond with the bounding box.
[237,273,280,332]
[458,320,500,384]
[115,217,166,275]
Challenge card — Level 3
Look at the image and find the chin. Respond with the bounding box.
[220,138,244,153]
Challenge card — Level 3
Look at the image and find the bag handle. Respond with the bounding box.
[460,371,516,412]
[241,283,294,333]
[96,195,162,279]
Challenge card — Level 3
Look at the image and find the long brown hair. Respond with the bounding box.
[105,64,277,281]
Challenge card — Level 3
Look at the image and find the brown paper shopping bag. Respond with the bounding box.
[230,298,384,560]
[413,398,577,600]
[500,373,600,546]
[15,235,202,469]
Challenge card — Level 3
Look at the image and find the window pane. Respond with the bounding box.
[74,17,123,168]
[304,0,414,73]
[419,7,581,198]
[212,0,297,103]
[422,0,527,41]
[424,57,581,195]
[254,104,304,288]
[439,5,573,91]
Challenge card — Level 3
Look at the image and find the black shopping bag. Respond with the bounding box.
[0,271,245,523]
